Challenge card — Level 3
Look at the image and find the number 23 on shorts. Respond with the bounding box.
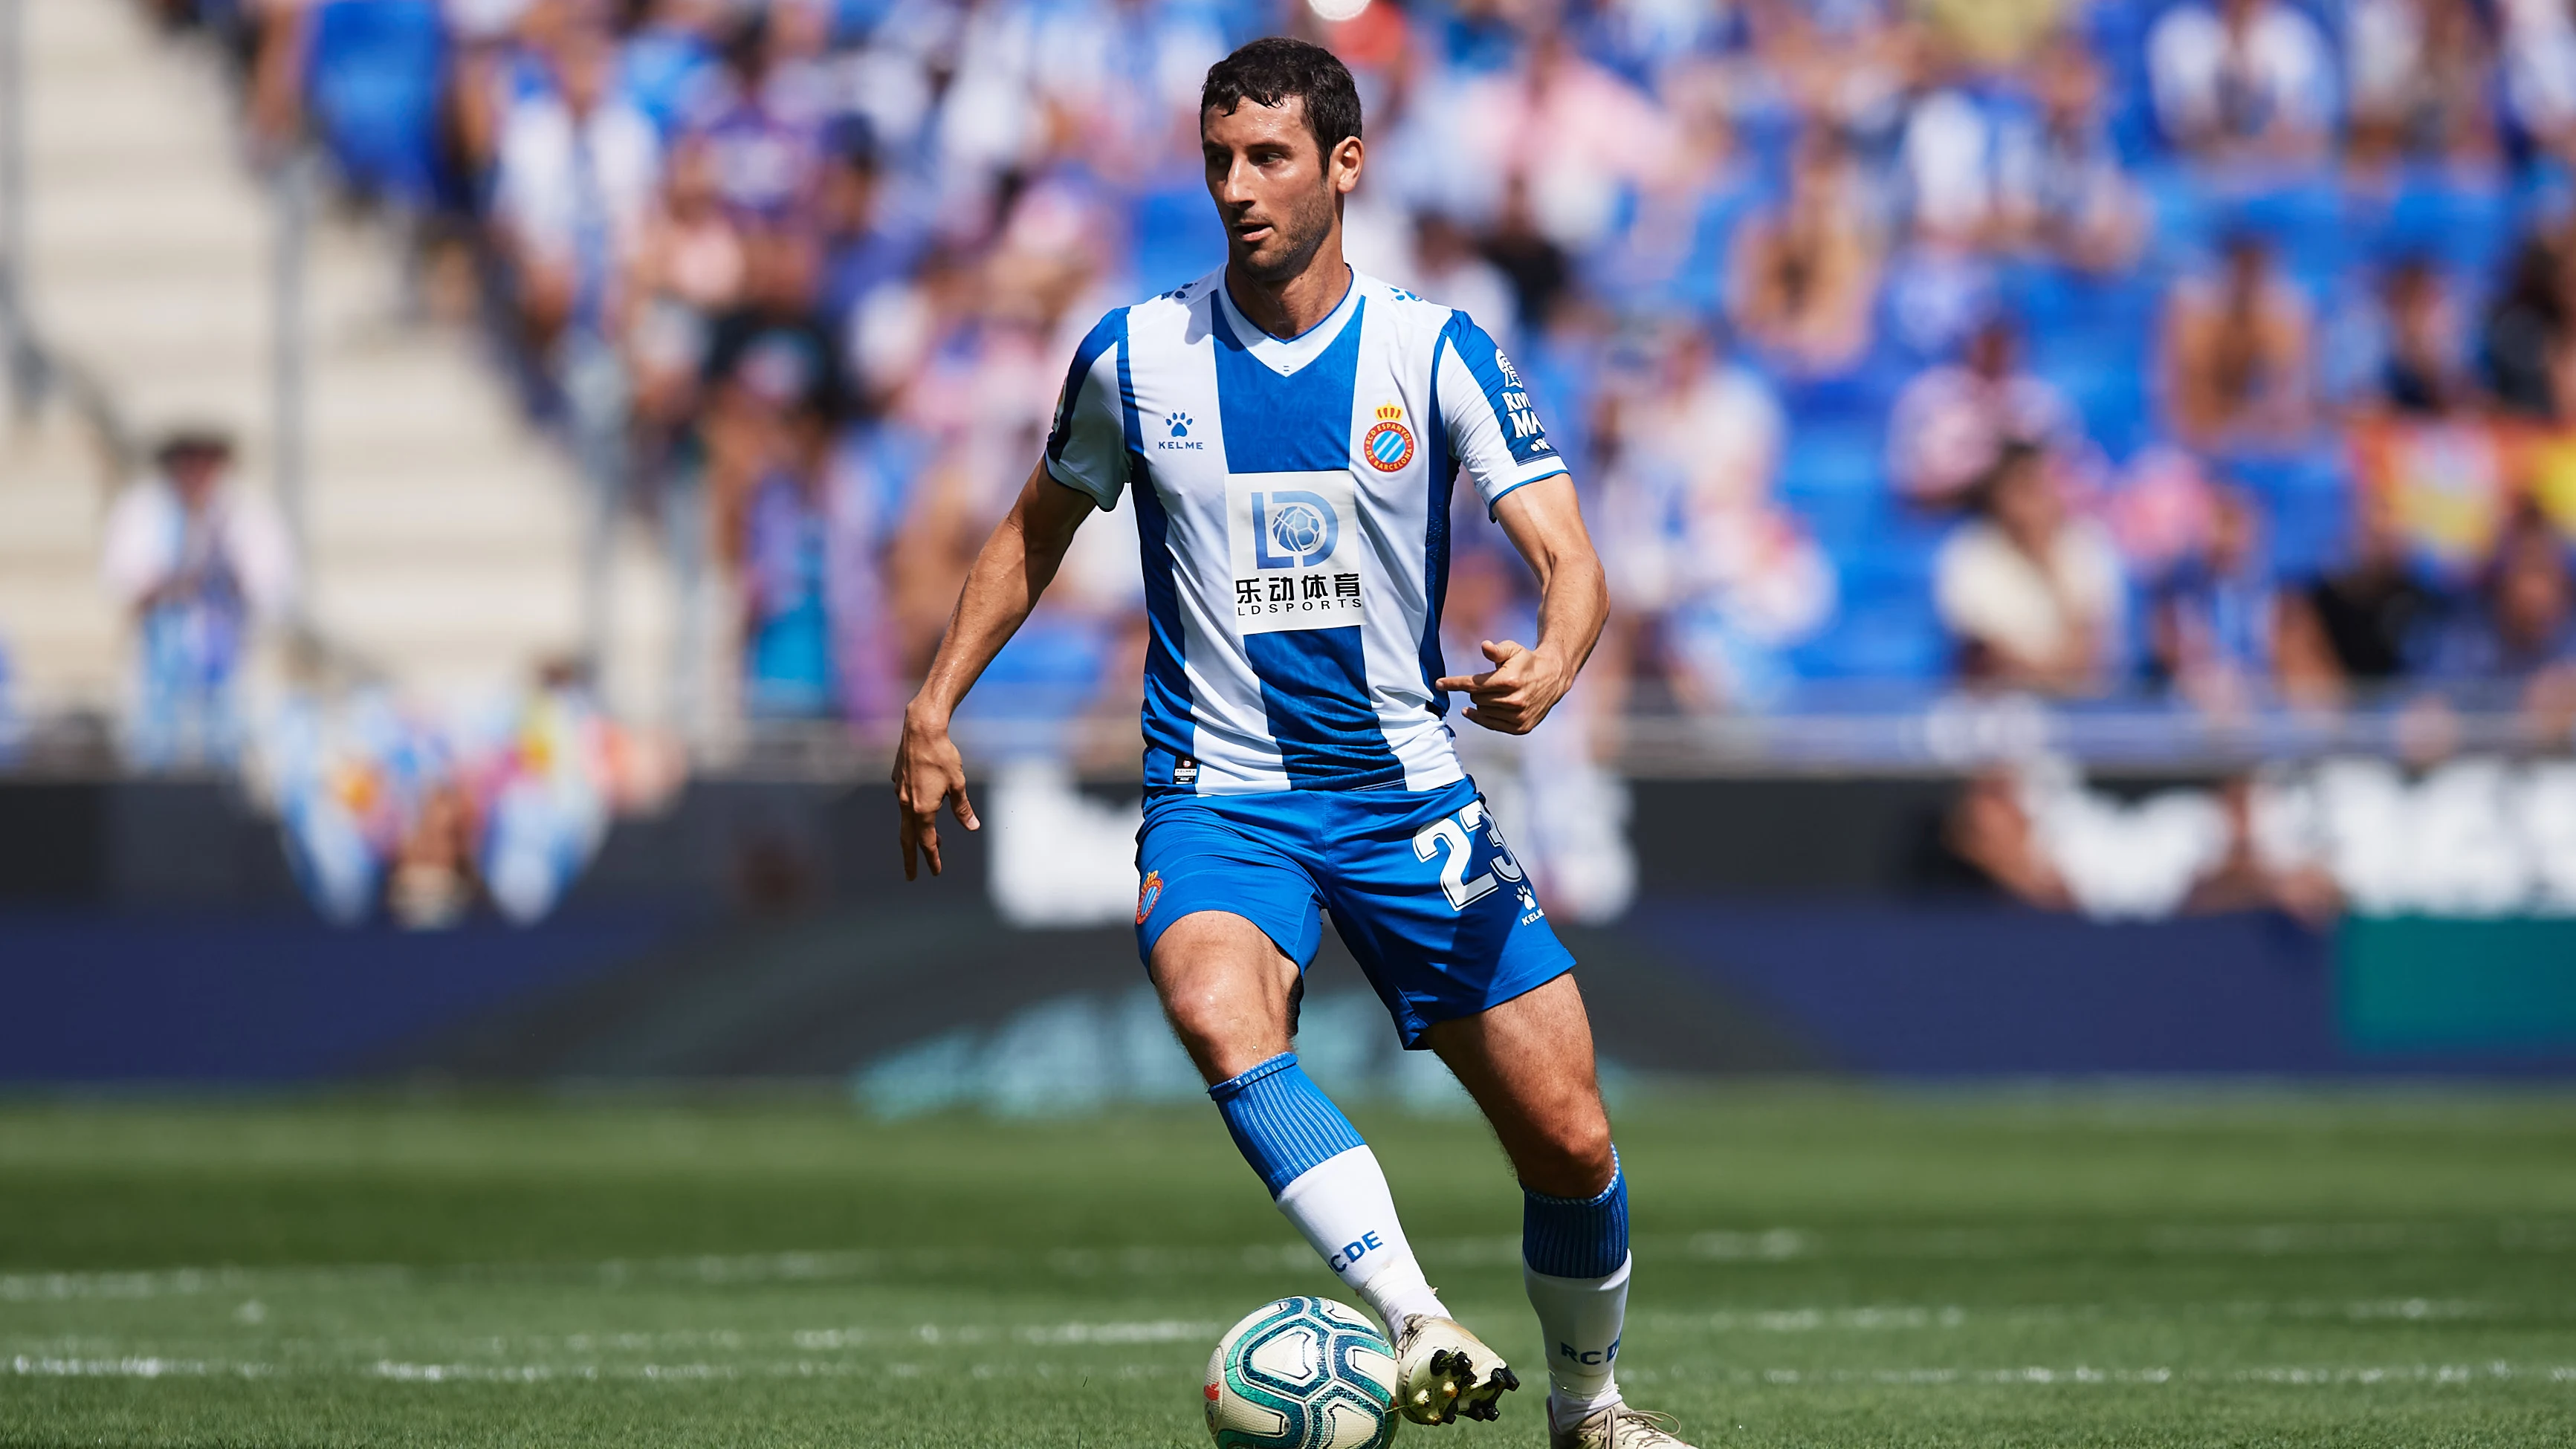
[1411,798,1527,911]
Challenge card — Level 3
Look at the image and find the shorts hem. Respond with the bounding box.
[1391,952,1577,1050]
[1136,902,1320,976]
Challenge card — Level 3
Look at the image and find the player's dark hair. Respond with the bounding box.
[1201,37,1363,157]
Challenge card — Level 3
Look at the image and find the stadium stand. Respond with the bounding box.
[0,0,673,734]
[33,0,2576,761]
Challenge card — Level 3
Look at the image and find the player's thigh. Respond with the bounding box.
[1137,803,1324,1083]
[1318,781,1577,1051]
[1423,973,1615,1199]
[1317,781,1605,1193]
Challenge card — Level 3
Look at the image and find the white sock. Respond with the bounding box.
[1526,1252,1630,1422]
[1273,1146,1448,1331]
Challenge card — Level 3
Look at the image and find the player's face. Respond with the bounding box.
[1202,97,1362,284]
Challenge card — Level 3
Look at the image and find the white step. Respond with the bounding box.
[0,404,123,708]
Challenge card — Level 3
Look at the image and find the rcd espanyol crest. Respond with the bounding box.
[1362,404,1414,473]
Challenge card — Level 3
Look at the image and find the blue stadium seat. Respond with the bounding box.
[2020,292,2156,458]
[2213,447,2352,577]
[1666,180,1770,317]
[1781,493,1883,554]
[1834,537,1940,619]
[960,614,1110,725]
[2219,447,2345,502]
[1780,424,1885,495]
[1131,185,1227,296]
[305,0,448,210]
[2083,0,2165,161]
[2372,175,2516,277]
[2221,180,2356,284]
[1787,594,1949,681]
[2137,163,2219,267]
[1778,355,1904,435]
[2267,493,2350,578]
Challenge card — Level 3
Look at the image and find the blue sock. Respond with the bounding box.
[1521,1147,1628,1278]
[1210,1053,1449,1327]
[1523,1149,1631,1414]
[1207,1051,1367,1197]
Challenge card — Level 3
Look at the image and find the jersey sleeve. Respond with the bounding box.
[1434,311,1570,516]
[1043,308,1132,510]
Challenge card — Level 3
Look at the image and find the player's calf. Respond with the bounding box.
[1208,1051,1521,1424]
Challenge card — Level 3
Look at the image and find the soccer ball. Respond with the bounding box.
[1203,1297,1398,1449]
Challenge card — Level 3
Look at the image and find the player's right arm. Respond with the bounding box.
[894,308,1131,880]
[1427,309,1599,734]
[893,463,1096,880]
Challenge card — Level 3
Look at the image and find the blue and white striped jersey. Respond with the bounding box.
[1044,269,1568,796]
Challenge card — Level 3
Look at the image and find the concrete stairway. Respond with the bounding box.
[0,0,673,729]
[0,395,120,720]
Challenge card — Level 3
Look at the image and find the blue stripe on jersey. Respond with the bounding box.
[1124,317,1196,768]
[1420,326,1458,710]
[1443,311,1556,474]
[1211,296,1405,791]
[1245,627,1405,789]
[1213,296,1370,471]
[1047,308,1127,466]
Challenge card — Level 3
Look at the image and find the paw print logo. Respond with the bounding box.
[1167,412,1193,438]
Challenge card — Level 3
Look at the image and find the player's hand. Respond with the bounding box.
[892,704,977,880]
[1435,639,1570,736]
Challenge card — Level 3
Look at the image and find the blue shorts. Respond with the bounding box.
[1133,777,1576,1048]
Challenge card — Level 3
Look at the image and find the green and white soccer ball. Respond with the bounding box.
[1203,1296,1399,1449]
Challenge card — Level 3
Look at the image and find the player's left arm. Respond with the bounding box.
[1436,476,1608,735]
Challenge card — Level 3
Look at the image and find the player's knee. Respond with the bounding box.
[1157,979,1283,1080]
[1522,1111,1616,1199]
[1159,981,1232,1049]
[1151,915,1299,1078]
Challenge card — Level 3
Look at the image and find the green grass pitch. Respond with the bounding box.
[3,1089,2573,1447]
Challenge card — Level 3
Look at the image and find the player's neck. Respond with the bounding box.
[1223,246,1353,341]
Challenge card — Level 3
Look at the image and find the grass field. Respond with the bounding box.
[3,1089,2573,1447]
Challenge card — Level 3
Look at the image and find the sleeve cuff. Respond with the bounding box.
[1484,465,1570,518]
[1044,458,1119,510]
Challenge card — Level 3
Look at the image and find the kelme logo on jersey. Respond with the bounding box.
[1362,403,1414,473]
[1158,410,1204,451]
[1225,471,1365,636]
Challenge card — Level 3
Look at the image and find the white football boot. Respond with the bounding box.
[1389,1315,1519,1424]
[1547,1399,1698,1448]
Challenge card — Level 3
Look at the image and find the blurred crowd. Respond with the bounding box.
[259,669,682,926]
[137,0,2576,754]
[93,426,682,926]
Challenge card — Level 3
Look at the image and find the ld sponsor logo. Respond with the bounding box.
[1225,471,1366,635]
[1258,492,1338,568]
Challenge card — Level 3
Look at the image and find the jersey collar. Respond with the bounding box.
[1214,266,1362,377]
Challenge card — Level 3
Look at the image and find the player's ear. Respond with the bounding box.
[1330,135,1364,195]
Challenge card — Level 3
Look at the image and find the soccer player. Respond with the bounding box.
[892,37,1694,1449]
